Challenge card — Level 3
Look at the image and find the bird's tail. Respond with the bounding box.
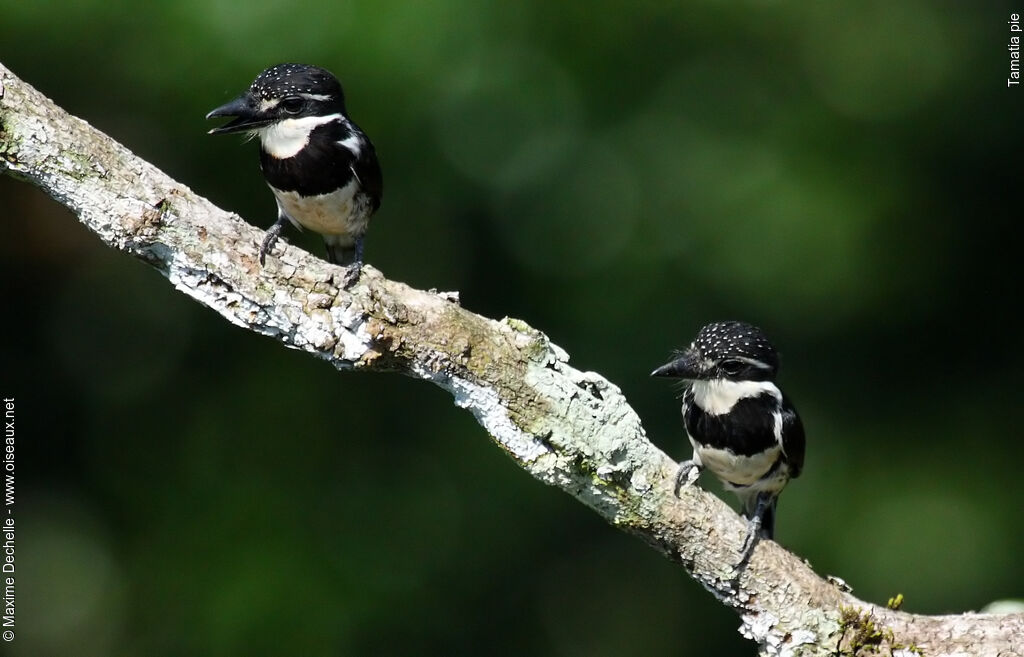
[743,494,778,540]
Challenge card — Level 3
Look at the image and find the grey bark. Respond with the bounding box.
[2,61,1021,657]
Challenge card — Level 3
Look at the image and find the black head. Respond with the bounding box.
[651,321,780,382]
[206,63,347,135]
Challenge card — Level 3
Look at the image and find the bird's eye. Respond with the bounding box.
[280,96,304,114]
[720,359,744,376]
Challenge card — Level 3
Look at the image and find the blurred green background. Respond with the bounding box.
[2,1,1022,655]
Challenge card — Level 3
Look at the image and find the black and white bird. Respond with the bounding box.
[652,321,805,561]
[206,63,382,282]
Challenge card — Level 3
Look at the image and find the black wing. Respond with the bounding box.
[780,394,806,479]
[351,137,383,214]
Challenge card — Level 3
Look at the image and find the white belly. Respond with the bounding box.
[692,439,782,488]
[270,181,371,239]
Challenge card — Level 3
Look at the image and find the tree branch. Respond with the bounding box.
[2,61,1020,656]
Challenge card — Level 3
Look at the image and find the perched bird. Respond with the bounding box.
[652,321,805,561]
[206,63,382,282]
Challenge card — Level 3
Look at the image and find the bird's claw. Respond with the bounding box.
[739,518,761,562]
[673,460,702,497]
[258,236,275,266]
[341,262,362,289]
[259,222,287,266]
[737,494,770,566]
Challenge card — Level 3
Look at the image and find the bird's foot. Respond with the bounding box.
[259,221,288,266]
[737,493,771,567]
[722,517,762,587]
[673,460,702,497]
[341,261,363,289]
[739,515,762,563]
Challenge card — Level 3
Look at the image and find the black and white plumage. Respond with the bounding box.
[652,321,805,561]
[206,63,382,282]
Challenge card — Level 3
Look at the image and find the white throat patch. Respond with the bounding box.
[257,113,342,159]
[691,379,781,415]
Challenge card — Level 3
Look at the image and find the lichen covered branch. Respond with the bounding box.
[2,61,1020,657]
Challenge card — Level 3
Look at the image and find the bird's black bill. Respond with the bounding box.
[651,351,701,378]
[205,96,272,135]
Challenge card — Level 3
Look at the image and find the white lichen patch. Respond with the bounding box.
[739,611,825,657]
[786,629,818,654]
[302,309,335,351]
[331,305,373,362]
[412,361,549,465]
[166,253,250,329]
[205,249,235,271]
[740,611,781,654]
[629,467,655,494]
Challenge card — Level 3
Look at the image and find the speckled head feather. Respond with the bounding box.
[692,321,779,374]
[250,63,346,108]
